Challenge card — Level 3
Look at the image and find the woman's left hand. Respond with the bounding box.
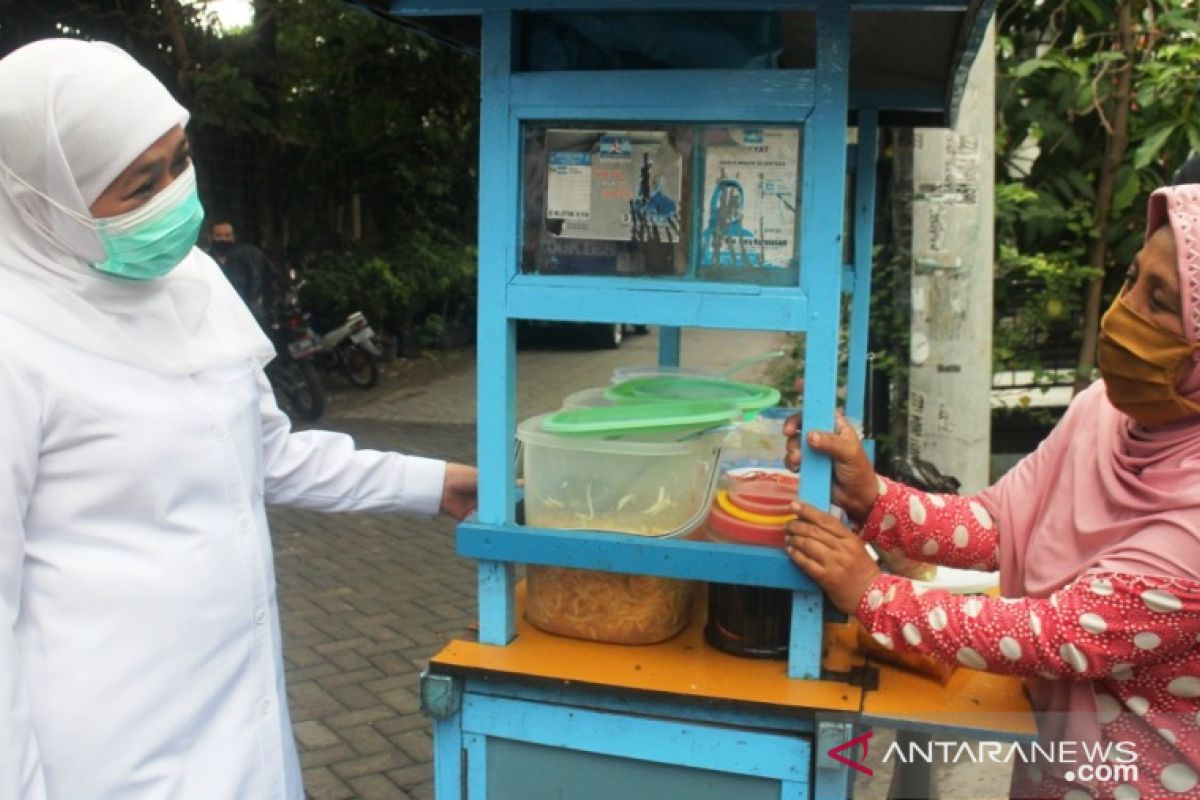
[785,501,881,614]
[440,462,478,521]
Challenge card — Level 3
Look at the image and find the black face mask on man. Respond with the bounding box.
[210,240,234,257]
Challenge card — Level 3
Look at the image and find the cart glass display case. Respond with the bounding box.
[521,123,803,286]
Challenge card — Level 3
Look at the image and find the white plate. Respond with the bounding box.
[865,546,998,594]
[914,566,998,595]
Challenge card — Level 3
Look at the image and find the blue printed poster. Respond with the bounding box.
[545,129,682,243]
[700,127,800,270]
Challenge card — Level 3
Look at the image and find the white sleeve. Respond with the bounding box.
[0,356,47,800]
[256,370,447,515]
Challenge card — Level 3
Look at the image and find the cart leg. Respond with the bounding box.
[780,779,809,800]
[434,715,464,800]
[422,672,465,799]
[814,718,855,799]
[658,325,681,367]
[788,591,824,679]
[478,560,516,645]
[887,730,934,800]
[464,733,487,800]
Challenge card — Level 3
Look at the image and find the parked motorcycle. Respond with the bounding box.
[264,276,326,422]
[314,311,381,390]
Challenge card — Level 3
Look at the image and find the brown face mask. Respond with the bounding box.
[1097,293,1200,426]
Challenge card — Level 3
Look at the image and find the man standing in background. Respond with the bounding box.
[208,219,280,327]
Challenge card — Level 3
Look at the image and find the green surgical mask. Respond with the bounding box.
[91,164,204,280]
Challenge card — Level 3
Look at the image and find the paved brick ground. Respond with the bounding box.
[273,328,788,799]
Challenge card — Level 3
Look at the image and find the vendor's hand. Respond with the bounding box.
[785,501,881,615]
[440,463,478,521]
[782,411,879,523]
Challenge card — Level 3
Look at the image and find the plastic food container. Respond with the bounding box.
[606,376,781,421]
[525,567,694,644]
[611,364,720,384]
[561,386,615,410]
[519,411,729,644]
[540,401,740,440]
[719,407,798,470]
[703,473,798,659]
[519,411,730,536]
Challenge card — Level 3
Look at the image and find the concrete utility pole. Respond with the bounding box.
[905,22,995,493]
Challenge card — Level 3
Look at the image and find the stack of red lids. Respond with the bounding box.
[706,472,799,547]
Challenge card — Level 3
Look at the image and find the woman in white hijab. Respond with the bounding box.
[0,39,477,799]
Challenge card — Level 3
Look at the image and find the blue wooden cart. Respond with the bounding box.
[356,2,1032,797]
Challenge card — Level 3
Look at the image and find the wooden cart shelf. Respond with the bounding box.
[431,583,1036,740]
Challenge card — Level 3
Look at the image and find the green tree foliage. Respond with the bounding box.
[0,1,209,94]
[191,1,481,342]
[996,0,1200,388]
[0,0,481,345]
[224,1,480,251]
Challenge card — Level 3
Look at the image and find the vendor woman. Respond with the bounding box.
[784,186,1200,800]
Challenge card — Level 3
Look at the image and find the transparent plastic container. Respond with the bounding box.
[606,376,780,421]
[560,386,615,410]
[610,365,719,384]
[719,407,796,470]
[518,414,725,538]
[525,566,694,645]
[518,414,725,644]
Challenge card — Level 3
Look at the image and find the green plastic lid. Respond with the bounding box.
[540,399,741,437]
[605,376,781,418]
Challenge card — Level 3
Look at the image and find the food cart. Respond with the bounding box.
[357,2,1034,796]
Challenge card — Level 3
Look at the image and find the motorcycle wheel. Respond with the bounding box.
[340,343,379,390]
[273,360,326,421]
[591,322,623,350]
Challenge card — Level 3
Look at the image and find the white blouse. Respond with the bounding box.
[0,317,446,799]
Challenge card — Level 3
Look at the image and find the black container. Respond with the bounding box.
[704,582,792,659]
[702,476,799,659]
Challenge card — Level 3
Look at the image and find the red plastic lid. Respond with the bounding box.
[706,504,788,548]
[727,478,798,516]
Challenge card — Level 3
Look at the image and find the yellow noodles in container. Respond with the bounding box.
[525,566,693,644]
[517,413,727,645]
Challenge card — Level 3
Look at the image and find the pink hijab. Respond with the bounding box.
[977,185,1200,776]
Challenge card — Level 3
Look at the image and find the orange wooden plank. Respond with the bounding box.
[433,583,1036,738]
[862,661,1037,738]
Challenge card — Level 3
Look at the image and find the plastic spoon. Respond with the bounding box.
[718,348,787,378]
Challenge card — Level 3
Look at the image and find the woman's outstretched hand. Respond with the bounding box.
[785,501,880,614]
[783,411,880,524]
[439,463,478,521]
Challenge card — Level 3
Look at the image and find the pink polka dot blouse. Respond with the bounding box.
[855,477,1200,799]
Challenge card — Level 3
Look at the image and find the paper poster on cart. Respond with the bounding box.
[699,128,799,270]
[546,152,592,222]
[545,129,683,243]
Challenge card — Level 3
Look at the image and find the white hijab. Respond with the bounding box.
[0,39,273,375]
